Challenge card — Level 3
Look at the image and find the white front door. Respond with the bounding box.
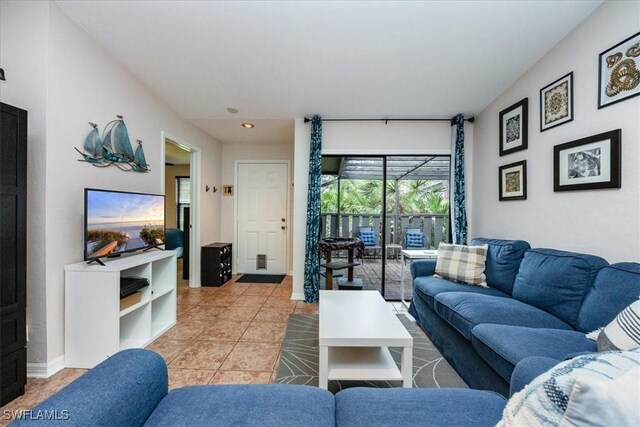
[237,163,288,274]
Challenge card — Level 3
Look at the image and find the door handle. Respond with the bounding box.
[281,218,286,222]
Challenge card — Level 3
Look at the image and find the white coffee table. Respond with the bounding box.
[318,290,413,389]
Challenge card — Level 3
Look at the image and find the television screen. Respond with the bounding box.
[84,188,165,261]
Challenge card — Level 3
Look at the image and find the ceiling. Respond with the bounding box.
[165,140,190,165]
[57,1,602,145]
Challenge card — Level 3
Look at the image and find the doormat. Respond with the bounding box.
[235,274,286,284]
[273,314,467,394]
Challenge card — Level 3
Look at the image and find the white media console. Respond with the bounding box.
[64,250,177,368]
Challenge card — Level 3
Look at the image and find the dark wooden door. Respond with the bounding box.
[0,103,28,406]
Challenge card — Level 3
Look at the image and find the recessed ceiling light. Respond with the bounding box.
[226,107,239,114]
[242,123,254,129]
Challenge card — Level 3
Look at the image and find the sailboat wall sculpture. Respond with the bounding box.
[74,115,150,173]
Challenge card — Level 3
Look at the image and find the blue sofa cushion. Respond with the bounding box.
[335,387,506,427]
[510,357,561,397]
[434,292,572,340]
[471,238,530,295]
[13,349,167,427]
[144,384,335,427]
[471,324,596,382]
[414,276,509,310]
[577,262,640,333]
[512,249,608,329]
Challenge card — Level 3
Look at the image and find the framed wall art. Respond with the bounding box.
[499,98,528,156]
[540,72,573,132]
[598,32,640,109]
[499,160,527,201]
[553,129,621,192]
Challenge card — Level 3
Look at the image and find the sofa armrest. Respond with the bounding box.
[509,356,560,397]
[410,259,437,279]
[13,349,167,426]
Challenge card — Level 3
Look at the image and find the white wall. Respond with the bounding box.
[1,1,223,367]
[292,119,472,299]
[0,0,50,364]
[472,1,640,263]
[221,142,294,274]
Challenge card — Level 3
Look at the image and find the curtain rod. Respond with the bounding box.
[303,117,474,124]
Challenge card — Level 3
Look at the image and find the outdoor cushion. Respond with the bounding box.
[359,230,376,246]
[512,248,608,329]
[471,238,530,295]
[577,262,640,333]
[434,292,572,340]
[406,232,424,248]
[471,324,596,382]
[414,276,509,310]
[335,387,506,427]
[145,385,335,427]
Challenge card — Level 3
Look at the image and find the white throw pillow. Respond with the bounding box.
[497,349,640,427]
[597,300,640,351]
[434,243,488,286]
[560,367,640,427]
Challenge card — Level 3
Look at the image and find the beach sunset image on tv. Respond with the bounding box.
[85,190,165,260]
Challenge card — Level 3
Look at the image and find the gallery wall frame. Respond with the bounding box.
[499,98,528,156]
[540,72,574,132]
[598,32,640,109]
[553,129,621,192]
[499,160,527,201]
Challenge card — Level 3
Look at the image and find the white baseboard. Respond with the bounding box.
[291,292,305,301]
[27,355,65,379]
[288,271,293,276]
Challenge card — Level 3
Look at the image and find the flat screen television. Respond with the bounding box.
[84,188,165,263]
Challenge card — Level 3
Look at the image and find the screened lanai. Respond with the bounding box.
[320,155,451,300]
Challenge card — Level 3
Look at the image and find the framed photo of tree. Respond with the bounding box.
[540,72,573,132]
[499,160,527,201]
[499,98,528,156]
[553,130,621,191]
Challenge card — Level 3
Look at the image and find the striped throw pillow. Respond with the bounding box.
[406,232,424,248]
[435,242,488,286]
[597,300,640,352]
[359,231,376,246]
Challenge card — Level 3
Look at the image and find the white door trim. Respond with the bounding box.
[160,131,202,287]
[234,160,291,275]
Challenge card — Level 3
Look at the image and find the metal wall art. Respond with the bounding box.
[598,32,640,109]
[75,115,150,172]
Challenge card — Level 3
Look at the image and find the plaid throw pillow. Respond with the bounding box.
[435,242,489,286]
[360,231,376,246]
[406,232,424,248]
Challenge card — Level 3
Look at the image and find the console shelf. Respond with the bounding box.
[64,250,177,368]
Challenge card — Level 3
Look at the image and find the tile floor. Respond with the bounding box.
[0,265,409,425]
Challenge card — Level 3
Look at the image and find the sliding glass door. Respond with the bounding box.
[320,154,450,300]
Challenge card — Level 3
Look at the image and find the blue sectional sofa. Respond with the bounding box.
[13,348,560,426]
[408,237,640,397]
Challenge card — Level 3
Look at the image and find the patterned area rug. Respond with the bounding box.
[274,314,467,393]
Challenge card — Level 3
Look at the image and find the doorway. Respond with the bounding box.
[236,162,289,275]
[162,134,201,287]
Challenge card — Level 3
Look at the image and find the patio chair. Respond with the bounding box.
[358,226,382,260]
[403,227,427,249]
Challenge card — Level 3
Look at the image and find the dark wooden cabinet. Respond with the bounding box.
[0,103,28,406]
[201,243,232,286]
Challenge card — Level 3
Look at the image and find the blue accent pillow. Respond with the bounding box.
[360,231,376,246]
[406,232,424,248]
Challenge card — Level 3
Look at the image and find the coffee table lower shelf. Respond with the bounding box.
[327,346,403,381]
